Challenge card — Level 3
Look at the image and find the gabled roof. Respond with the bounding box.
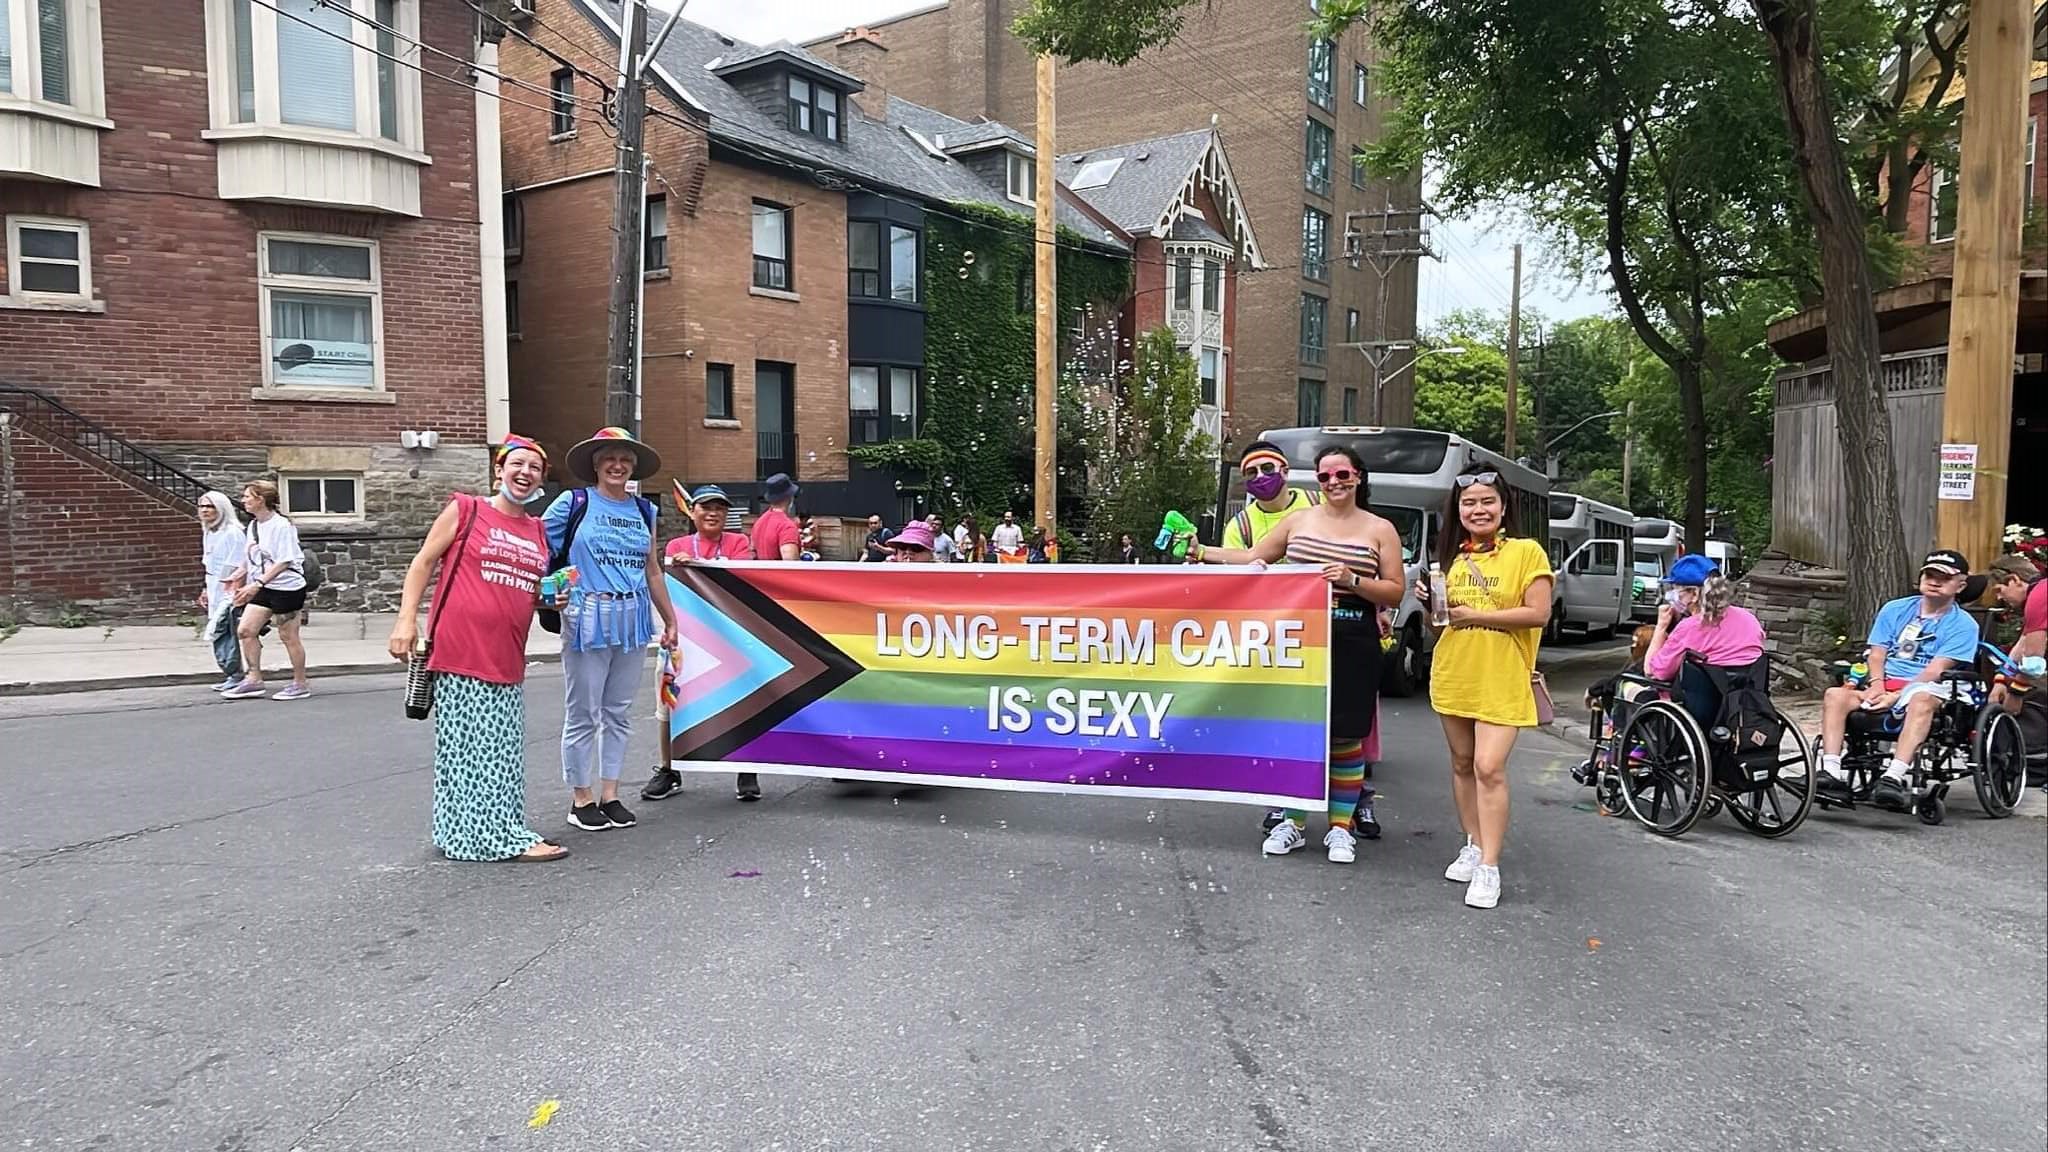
[1054,128,1265,267]
[572,0,1125,252]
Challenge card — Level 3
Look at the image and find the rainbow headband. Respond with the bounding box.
[1239,448,1288,474]
[495,434,548,467]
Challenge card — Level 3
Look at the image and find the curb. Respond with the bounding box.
[0,651,566,698]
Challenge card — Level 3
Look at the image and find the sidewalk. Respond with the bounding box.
[0,613,562,695]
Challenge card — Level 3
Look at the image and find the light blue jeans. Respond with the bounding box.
[561,643,645,789]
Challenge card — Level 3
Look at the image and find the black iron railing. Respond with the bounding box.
[0,385,210,510]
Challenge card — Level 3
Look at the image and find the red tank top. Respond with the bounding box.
[426,495,549,685]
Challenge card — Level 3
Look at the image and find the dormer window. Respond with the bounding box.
[1006,152,1035,205]
[787,73,840,142]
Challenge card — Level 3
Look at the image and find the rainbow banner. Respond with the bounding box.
[663,565,1331,807]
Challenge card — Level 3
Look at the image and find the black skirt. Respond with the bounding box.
[1329,599,1382,742]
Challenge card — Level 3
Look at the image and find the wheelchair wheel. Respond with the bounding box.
[1615,700,1711,837]
[1970,706,2027,819]
[1722,711,1818,839]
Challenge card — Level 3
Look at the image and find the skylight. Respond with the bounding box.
[1070,157,1124,190]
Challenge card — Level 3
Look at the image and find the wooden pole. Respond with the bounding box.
[1033,54,1057,536]
[1622,399,1635,506]
[1504,242,1522,458]
[603,0,648,434]
[1934,0,2028,567]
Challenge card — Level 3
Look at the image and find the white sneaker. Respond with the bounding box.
[1444,841,1482,883]
[1464,864,1501,909]
[1261,820,1306,856]
[1324,826,1357,863]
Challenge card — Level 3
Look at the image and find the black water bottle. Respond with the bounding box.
[403,637,435,720]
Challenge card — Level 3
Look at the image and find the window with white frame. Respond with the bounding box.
[549,67,575,136]
[645,195,667,272]
[1930,166,1955,242]
[259,234,381,390]
[1007,151,1035,205]
[1353,62,1368,106]
[752,201,791,291]
[5,216,90,301]
[1172,256,1192,310]
[1199,348,1219,407]
[281,473,362,518]
[0,0,104,113]
[1202,258,1220,312]
[205,0,422,150]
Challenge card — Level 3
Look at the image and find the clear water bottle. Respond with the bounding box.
[1428,562,1450,627]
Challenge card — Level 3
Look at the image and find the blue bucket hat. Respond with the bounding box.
[1667,553,1719,587]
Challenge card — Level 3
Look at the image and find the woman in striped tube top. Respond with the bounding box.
[1191,444,1407,864]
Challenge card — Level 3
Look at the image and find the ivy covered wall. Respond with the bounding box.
[852,201,1130,535]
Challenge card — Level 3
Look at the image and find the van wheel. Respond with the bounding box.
[1381,621,1424,698]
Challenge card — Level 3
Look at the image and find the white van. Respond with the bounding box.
[1631,518,1684,621]
[1547,493,1635,638]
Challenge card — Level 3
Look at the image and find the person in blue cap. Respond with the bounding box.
[642,483,755,803]
[1642,553,1765,727]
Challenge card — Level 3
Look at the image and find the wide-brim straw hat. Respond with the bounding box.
[565,426,662,484]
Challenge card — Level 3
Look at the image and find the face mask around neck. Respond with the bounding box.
[499,483,547,506]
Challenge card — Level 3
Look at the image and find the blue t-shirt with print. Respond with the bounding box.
[1866,595,1978,681]
[542,489,655,595]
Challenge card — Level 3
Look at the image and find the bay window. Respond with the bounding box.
[259,234,382,392]
[204,0,427,213]
[0,0,110,186]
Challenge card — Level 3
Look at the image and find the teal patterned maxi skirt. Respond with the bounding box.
[432,674,544,862]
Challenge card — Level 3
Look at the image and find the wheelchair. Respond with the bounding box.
[1821,641,2031,824]
[1575,657,1818,839]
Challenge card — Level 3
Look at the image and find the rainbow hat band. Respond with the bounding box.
[564,426,662,484]
[1239,447,1288,474]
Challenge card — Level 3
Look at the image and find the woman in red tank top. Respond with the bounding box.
[389,436,566,863]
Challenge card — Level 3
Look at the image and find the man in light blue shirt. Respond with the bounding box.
[1818,548,1981,810]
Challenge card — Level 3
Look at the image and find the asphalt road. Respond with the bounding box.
[2,666,2043,1151]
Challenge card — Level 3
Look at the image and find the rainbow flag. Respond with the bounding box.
[662,565,1330,807]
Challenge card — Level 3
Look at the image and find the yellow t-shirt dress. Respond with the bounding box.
[1428,538,1555,727]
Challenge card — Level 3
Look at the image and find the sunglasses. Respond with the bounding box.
[1316,468,1358,484]
[1455,471,1502,488]
[1242,461,1284,476]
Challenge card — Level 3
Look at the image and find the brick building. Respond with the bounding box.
[805,0,1422,443]
[498,0,1132,532]
[1,0,509,616]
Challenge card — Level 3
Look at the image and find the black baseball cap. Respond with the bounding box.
[1920,549,1969,576]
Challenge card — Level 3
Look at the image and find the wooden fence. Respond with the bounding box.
[1771,347,1948,567]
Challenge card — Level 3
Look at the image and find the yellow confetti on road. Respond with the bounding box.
[528,1099,561,1129]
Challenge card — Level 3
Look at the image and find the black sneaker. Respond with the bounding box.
[566,803,610,831]
[1355,800,1382,840]
[1873,775,1911,812]
[1260,808,1286,832]
[600,799,636,828]
[641,767,683,801]
[1816,773,1854,804]
[736,773,762,802]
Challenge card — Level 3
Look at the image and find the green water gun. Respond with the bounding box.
[1154,510,1197,558]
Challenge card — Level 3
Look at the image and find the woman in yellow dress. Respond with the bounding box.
[1415,467,1554,910]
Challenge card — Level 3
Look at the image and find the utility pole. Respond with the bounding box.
[1934,0,2028,566]
[1503,242,1522,458]
[1343,203,1435,424]
[1622,399,1635,506]
[603,0,648,435]
[1032,54,1057,536]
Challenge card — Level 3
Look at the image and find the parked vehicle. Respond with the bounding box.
[1547,493,1635,639]
[1253,425,1549,696]
[1631,517,1684,621]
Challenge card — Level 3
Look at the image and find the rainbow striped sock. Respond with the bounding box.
[1288,739,1367,830]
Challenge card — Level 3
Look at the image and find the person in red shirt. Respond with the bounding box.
[388,435,566,863]
[750,472,802,562]
[644,484,755,803]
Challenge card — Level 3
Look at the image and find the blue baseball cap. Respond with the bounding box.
[688,484,732,508]
[1667,553,1719,587]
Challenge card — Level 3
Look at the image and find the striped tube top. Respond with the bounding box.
[1285,534,1380,602]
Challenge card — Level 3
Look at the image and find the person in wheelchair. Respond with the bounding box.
[1642,554,1765,729]
[1816,549,1982,811]
[1986,554,2046,785]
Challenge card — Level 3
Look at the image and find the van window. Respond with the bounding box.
[1586,541,1620,576]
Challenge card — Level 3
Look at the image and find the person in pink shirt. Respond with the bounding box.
[644,484,755,803]
[1644,554,1764,679]
[750,472,802,561]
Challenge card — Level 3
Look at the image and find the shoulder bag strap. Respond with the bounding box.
[1459,552,1493,609]
[425,495,482,642]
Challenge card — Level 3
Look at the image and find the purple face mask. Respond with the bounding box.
[1245,471,1287,501]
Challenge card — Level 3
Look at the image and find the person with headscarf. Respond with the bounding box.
[196,491,246,691]
[389,436,566,862]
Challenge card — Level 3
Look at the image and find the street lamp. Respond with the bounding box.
[1545,409,1623,451]
[1337,342,1468,424]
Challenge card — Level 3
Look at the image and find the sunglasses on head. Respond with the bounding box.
[1316,468,1358,484]
[1455,471,1502,488]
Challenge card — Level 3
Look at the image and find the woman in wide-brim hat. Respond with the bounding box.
[564,426,662,485]
[541,426,677,835]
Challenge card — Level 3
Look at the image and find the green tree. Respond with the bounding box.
[1080,328,1217,560]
